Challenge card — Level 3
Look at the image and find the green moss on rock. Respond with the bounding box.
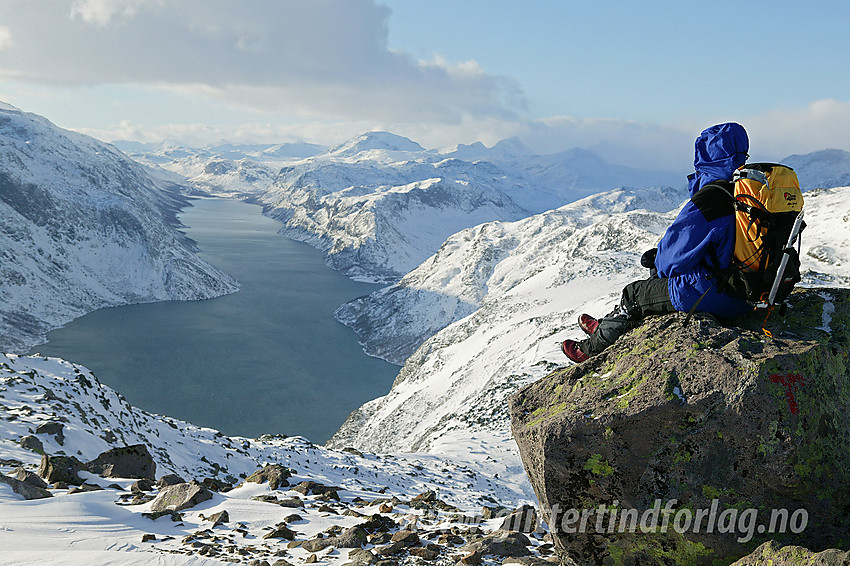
[509,288,850,566]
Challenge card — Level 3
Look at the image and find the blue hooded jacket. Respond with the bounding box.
[655,123,752,318]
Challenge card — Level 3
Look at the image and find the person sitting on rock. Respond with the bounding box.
[561,122,753,363]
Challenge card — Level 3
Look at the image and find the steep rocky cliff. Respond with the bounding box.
[510,288,850,566]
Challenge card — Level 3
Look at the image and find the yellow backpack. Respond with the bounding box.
[721,163,805,306]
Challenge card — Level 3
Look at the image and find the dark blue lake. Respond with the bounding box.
[29,198,399,443]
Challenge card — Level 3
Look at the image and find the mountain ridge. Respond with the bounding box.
[145,130,686,283]
[0,105,239,352]
[783,148,850,190]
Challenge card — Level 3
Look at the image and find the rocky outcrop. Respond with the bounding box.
[509,288,850,566]
[85,444,156,479]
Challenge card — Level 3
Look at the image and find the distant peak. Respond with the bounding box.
[491,137,533,156]
[784,148,850,162]
[0,100,22,112]
[450,141,488,152]
[441,137,534,160]
[329,131,425,157]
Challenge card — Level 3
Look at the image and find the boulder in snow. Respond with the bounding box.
[38,454,84,486]
[150,480,213,512]
[85,444,156,480]
[246,463,291,490]
[0,473,52,500]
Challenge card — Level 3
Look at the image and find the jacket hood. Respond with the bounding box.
[687,122,750,196]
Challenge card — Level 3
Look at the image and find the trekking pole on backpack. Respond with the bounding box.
[759,210,805,309]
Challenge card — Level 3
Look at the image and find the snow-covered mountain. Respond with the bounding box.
[328,131,427,157]
[334,185,688,365]
[129,130,685,283]
[114,140,326,163]
[2,101,849,564]
[253,132,685,282]
[328,184,850,455]
[783,148,850,190]
[0,104,239,352]
[118,141,322,200]
[115,139,850,287]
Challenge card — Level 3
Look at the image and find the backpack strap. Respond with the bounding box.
[690,180,735,272]
[691,180,735,223]
[686,180,746,307]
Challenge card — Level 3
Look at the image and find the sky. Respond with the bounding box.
[1,0,849,170]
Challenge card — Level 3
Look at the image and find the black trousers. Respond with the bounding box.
[580,277,676,355]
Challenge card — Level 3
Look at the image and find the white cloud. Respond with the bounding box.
[72,99,850,174]
[0,26,12,51]
[516,104,850,169]
[76,118,378,149]
[69,0,164,27]
[519,116,695,170]
[745,99,850,159]
[0,0,525,124]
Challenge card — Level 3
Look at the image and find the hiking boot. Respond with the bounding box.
[561,339,589,363]
[578,314,599,335]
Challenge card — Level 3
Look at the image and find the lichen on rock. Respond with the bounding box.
[509,288,850,566]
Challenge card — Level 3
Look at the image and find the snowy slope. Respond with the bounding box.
[329,185,850,455]
[328,187,685,452]
[0,352,537,565]
[335,185,688,365]
[798,186,850,285]
[0,106,239,352]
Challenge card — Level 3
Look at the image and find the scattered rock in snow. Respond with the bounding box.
[18,435,43,453]
[246,463,292,490]
[263,524,296,540]
[201,510,229,526]
[292,480,341,499]
[157,473,186,487]
[67,483,104,495]
[12,466,49,489]
[150,480,213,512]
[34,421,65,445]
[499,505,539,533]
[131,478,155,492]
[0,472,52,500]
[141,509,183,522]
[460,530,532,558]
